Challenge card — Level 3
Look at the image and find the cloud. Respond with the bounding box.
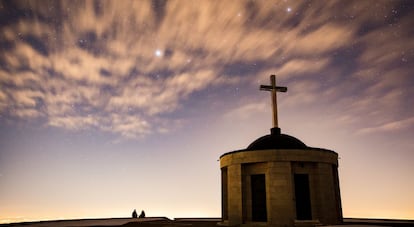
[108,114,151,139]
[223,101,267,121]
[280,79,322,108]
[1,0,244,139]
[358,19,414,68]
[284,23,355,56]
[107,70,218,116]
[357,117,414,135]
[275,58,330,77]
[13,90,43,107]
[0,89,7,109]
[0,0,413,139]
[48,115,99,131]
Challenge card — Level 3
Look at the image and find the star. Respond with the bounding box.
[155,49,163,57]
[286,7,292,13]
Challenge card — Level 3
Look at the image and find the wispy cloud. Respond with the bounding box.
[275,58,330,78]
[357,117,414,135]
[0,0,413,138]
[0,1,241,138]
[223,101,267,121]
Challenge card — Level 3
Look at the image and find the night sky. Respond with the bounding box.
[1,0,414,224]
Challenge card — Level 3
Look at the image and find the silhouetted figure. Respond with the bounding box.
[132,209,138,218]
[139,210,145,218]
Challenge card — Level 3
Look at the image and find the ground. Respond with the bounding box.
[113,220,218,227]
[2,218,414,227]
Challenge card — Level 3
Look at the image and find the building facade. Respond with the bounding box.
[220,128,342,227]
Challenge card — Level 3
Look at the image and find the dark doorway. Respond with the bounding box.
[294,174,312,220]
[221,168,228,220]
[251,174,267,222]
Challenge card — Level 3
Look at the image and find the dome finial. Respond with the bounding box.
[271,127,281,135]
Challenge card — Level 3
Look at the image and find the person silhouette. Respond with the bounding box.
[139,210,145,218]
[132,209,138,218]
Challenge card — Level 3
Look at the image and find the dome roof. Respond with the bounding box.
[246,127,307,150]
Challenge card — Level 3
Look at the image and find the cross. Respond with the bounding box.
[260,75,287,128]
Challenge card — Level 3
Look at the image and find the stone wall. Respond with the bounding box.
[220,149,342,227]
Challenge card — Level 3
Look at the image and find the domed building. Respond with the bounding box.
[219,75,342,226]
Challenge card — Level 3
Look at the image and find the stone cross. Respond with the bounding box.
[260,75,287,128]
